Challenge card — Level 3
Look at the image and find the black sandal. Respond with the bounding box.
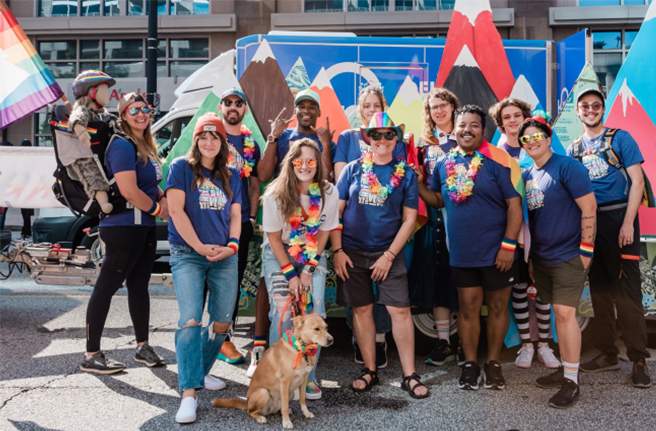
[402,373,430,399]
[351,368,379,392]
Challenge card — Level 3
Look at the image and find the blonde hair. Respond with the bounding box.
[489,98,532,134]
[186,131,232,199]
[358,84,387,124]
[263,138,328,222]
[117,92,160,165]
[422,88,459,141]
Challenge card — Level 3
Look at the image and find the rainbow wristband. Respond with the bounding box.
[308,258,318,267]
[500,237,517,252]
[281,263,296,281]
[580,241,594,258]
[147,201,161,217]
[227,238,239,255]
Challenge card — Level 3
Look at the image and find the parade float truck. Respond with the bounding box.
[6,30,655,344]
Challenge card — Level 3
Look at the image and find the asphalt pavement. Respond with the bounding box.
[2,239,656,430]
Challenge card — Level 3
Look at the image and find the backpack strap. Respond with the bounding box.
[571,136,584,161]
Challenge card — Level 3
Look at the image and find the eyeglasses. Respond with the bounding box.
[222,99,244,108]
[128,106,151,116]
[431,102,451,112]
[368,131,397,141]
[519,132,547,145]
[578,102,603,112]
[292,158,317,169]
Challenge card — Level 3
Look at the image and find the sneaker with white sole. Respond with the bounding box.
[134,344,166,367]
[175,396,198,424]
[204,374,226,390]
[515,344,534,368]
[79,351,125,375]
[306,380,322,400]
[538,345,561,369]
[247,346,265,378]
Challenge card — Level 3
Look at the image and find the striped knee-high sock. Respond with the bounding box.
[512,283,531,343]
[535,296,552,344]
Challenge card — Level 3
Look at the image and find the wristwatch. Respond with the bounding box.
[302,265,316,275]
[267,134,278,144]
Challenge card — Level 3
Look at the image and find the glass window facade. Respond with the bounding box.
[309,0,455,12]
[128,0,206,15]
[37,0,123,16]
[38,38,209,79]
[593,29,638,94]
[305,0,344,12]
[580,0,651,5]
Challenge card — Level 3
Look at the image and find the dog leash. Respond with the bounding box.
[277,286,314,338]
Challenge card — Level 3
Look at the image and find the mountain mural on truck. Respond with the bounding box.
[442,45,499,142]
[435,0,515,102]
[239,39,295,138]
[285,57,311,95]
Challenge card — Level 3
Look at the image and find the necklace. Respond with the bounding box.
[288,182,321,266]
[360,150,407,199]
[445,147,483,204]
[229,125,256,178]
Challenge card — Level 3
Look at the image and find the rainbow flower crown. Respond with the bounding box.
[359,81,384,96]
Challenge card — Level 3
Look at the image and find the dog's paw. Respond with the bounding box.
[257,416,267,424]
[288,408,293,415]
[283,419,294,429]
[303,410,315,419]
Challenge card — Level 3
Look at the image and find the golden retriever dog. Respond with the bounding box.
[213,314,333,429]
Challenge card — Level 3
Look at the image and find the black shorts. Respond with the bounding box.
[336,248,410,308]
[452,260,519,291]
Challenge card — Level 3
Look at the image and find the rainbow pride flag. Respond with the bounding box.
[0,0,63,128]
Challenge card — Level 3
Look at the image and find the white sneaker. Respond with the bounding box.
[204,374,226,390]
[537,345,561,369]
[515,344,534,368]
[175,396,198,424]
[247,346,265,378]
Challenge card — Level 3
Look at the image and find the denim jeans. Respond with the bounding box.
[170,244,238,392]
[262,244,327,382]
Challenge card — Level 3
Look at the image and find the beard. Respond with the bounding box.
[224,111,243,125]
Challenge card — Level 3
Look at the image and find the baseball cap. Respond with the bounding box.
[576,88,606,105]
[220,87,246,102]
[294,89,320,108]
[118,93,148,116]
[193,112,227,141]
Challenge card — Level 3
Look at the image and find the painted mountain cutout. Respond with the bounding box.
[387,76,424,138]
[442,45,499,142]
[552,62,604,153]
[606,79,656,235]
[435,0,515,101]
[288,67,351,139]
[239,40,295,138]
[286,57,311,95]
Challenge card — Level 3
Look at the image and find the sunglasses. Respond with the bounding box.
[519,132,547,145]
[222,99,245,108]
[128,106,151,116]
[578,102,603,112]
[292,158,317,169]
[368,131,397,141]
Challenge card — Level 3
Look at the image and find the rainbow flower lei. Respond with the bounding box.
[360,150,406,199]
[445,147,483,205]
[288,182,322,266]
[229,125,256,178]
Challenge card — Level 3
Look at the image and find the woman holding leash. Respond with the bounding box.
[262,138,339,401]
[166,113,242,424]
[332,113,429,399]
[80,93,168,375]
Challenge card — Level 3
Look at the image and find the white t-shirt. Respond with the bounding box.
[263,183,340,246]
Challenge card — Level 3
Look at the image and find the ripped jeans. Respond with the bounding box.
[262,244,327,382]
[170,244,238,392]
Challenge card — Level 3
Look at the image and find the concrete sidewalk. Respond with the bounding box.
[1,207,33,232]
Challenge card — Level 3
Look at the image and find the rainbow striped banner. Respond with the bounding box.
[0,0,63,128]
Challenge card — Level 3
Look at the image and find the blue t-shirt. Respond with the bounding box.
[500,142,522,159]
[431,150,521,267]
[566,129,644,205]
[226,132,261,223]
[165,157,242,248]
[420,140,456,188]
[336,158,418,251]
[334,129,407,164]
[275,128,336,178]
[523,154,593,265]
[101,137,162,227]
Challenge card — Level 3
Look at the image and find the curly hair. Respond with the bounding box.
[422,88,460,141]
[186,131,232,199]
[488,98,532,134]
[263,138,329,222]
[454,105,487,131]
